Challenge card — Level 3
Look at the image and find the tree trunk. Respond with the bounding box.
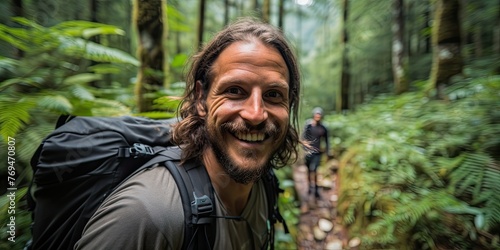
[224,0,229,26]
[495,0,500,55]
[133,0,167,112]
[495,0,500,73]
[392,0,408,94]
[262,0,270,23]
[494,0,500,55]
[90,0,99,43]
[423,5,431,54]
[337,0,350,113]
[473,25,483,57]
[197,0,206,50]
[429,0,463,100]
[10,0,24,58]
[407,1,413,57]
[278,0,284,29]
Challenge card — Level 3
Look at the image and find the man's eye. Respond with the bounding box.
[265,90,282,98]
[226,87,243,95]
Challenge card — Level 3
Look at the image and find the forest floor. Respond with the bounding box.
[293,160,360,250]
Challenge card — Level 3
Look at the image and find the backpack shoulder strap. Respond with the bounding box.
[262,169,288,250]
[161,154,216,250]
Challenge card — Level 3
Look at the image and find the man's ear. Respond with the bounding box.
[195,80,207,116]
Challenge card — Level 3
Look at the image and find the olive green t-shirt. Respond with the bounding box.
[74,166,269,250]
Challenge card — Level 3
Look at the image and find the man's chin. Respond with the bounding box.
[224,158,270,184]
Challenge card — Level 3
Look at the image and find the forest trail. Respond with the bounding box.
[293,160,360,250]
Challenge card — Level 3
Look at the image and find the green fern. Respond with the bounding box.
[90,98,131,116]
[0,99,35,141]
[334,77,500,249]
[58,37,139,66]
[37,95,73,114]
[69,84,96,101]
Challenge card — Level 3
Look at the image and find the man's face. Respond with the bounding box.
[313,113,322,122]
[199,40,290,184]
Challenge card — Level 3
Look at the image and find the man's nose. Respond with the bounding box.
[240,92,268,126]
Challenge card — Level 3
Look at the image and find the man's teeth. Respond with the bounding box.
[235,132,265,142]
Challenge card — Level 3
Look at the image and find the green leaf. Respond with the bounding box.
[70,85,95,101]
[0,78,24,91]
[0,57,19,71]
[82,27,125,39]
[63,73,102,85]
[0,28,30,51]
[134,111,176,119]
[58,38,139,66]
[11,17,43,29]
[0,99,35,140]
[474,213,485,229]
[88,64,123,74]
[171,53,188,68]
[91,98,130,116]
[37,95,73,114]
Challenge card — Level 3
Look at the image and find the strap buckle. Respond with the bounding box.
[191,192,213,225]
[118,143,155,158]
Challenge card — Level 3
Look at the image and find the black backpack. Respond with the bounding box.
[27,115,287,250]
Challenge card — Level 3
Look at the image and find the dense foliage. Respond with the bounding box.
[1,0,499,249]
[330,75,500,249]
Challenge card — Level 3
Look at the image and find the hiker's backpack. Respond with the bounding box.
[27,115,287,250]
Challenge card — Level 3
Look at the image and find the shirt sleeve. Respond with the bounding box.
[75,167,185,250]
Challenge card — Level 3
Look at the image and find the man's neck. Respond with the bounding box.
[202,148,254,216]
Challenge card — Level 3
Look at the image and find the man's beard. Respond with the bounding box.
[207,121,280,184]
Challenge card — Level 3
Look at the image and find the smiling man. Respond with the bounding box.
[76,18,302,250]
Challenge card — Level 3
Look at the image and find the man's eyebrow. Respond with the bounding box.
[268,82,289,89]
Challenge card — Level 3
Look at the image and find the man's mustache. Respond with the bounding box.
[220,121,280,138]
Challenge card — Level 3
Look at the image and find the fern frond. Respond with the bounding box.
[51,20,125,38]
[88,64,123,74]
[16,121,54,165]
[37,95,73,114]
[0,99,35,140]
[90,98,130,116]
[58,37,139,66]
[0,25,30,51]
[0,57,19,72]
[63,73,102,85]
[70,85,96,101]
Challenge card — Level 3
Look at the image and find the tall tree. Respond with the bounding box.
[337,0,350,113]
[262,0,271,23]
[392,0,408,94]
[133,0,168,112]
[429,0,463,100]
[495,0,500,56]
[224,0,230,26]
[10,0,24,58]
[423,4,431,54]
[278,0,284,29]
[197,0,206,50]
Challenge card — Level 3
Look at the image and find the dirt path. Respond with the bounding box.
[293,161,354,250]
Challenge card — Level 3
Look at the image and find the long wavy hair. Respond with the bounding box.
[172,18,301,169]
